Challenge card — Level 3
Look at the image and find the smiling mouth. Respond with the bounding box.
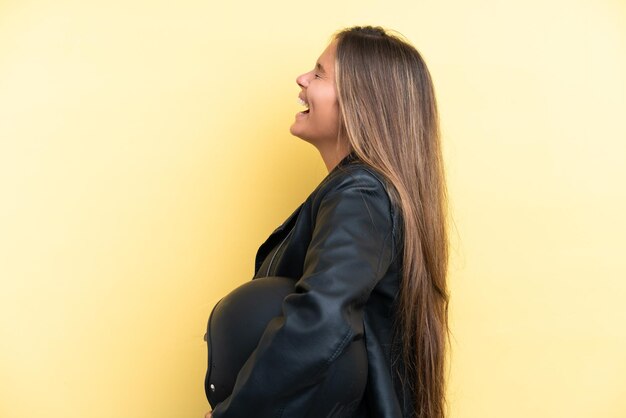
[297,97,310,114]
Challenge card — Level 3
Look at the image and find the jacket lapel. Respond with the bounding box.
[254,201,305,275]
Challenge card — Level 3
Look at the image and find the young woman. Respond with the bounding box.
[205,25,450,418]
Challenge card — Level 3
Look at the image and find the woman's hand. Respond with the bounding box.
[205,412,212,418]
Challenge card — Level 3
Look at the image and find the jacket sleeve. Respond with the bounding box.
[211,172,395,418]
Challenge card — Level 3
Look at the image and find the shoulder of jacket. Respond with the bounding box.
[313,163,397,226]
[317,163,388,198]
[311,161,402,257]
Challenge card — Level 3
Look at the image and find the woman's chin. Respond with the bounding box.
[289,125,306,140]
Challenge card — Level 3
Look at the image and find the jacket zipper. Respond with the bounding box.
[265,227,295,277]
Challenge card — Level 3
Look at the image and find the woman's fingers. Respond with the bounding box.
[205,412,212,418]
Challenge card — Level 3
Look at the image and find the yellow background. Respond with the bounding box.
[1,0,625,417]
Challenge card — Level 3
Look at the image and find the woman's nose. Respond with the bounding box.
[296,72,309,88]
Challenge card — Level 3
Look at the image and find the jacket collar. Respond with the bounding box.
[332,150,358,172]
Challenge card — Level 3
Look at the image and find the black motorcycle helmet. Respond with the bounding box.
[204,276,368,416]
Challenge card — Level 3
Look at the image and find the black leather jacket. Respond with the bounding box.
[210,152,412,418]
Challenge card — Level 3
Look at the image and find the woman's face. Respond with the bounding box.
[289,40,341,146]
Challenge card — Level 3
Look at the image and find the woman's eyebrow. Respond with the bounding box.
[316,62,326,73]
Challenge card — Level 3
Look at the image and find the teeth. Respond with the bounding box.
[297,97,309,108]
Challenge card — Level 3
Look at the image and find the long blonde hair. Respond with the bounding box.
[333,25,450,418]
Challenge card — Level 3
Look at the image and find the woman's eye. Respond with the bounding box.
[314,73,322,79]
